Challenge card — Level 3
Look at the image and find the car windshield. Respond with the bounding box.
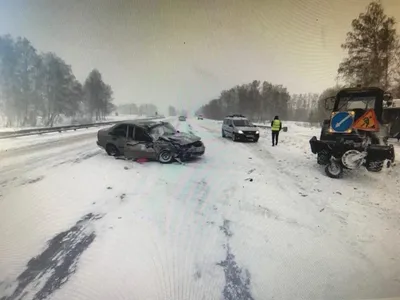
[337,96,376,111]
[149,122,177,139]
[233,119,251,126]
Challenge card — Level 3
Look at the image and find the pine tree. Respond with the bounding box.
[338,1,399,89]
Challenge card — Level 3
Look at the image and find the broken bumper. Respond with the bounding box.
[179,145,205,160]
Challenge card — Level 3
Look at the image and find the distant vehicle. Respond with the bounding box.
[97,120,205,163]
[197,115,204,120]
[221,114,260,142]
[179,116,186,121]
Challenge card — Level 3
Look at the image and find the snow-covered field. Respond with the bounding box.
[0,117,399,300]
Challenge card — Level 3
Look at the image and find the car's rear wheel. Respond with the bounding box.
[158,150,174,164]
[106,144,120,156]
[222,130,226,138]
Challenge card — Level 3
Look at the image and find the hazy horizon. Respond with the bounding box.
[1,0,400,113]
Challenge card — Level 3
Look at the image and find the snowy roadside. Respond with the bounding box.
[194,118,400,299]
[0,116,172,152]
[0,117,399,300]
[0,114,148,133]
[0,126,108,152]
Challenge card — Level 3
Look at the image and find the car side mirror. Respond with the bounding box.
[176,130,180,133]
[324,97,335,111]
[229,124,233,127]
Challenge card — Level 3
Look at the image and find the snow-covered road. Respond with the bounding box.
[0,118,399,300]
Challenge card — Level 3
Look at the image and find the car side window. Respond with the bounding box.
[112,124,128,138]
[133,126,152,142]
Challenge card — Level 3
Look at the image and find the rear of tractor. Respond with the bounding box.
[309,87,395,178]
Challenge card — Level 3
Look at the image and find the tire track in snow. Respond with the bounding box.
[0,213,103,300]
[218,219,255,300]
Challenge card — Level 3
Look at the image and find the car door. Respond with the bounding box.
[124,125,156,160]
[222,119,229,135]
[109,124,128,153]
[226,119,234,136]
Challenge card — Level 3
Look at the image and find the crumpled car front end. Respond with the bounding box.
[156,132,205,161]
[176,140,205,160]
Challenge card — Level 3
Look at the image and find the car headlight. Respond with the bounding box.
[238,130,243,134]
[256,131,259,134]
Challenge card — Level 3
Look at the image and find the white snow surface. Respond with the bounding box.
[0,117,399,300]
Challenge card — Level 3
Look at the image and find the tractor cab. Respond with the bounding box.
[321,87,392,143]
[310,86,395,178]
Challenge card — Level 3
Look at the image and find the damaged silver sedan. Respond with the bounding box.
[97,120,205,163]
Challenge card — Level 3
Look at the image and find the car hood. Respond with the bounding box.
[235,126,259,131]
[98,128,110,136]
[159,132,201,145]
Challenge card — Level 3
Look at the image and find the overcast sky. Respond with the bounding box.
[1,0,400,113]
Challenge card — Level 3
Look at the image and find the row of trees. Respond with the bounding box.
[117,103,159,116]
[198,81,290,121]
[199,1,400,123]
[0,34,114,127]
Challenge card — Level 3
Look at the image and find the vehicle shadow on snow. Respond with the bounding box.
[114,155,204,165]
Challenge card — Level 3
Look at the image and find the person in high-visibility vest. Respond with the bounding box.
[271,115,282,146]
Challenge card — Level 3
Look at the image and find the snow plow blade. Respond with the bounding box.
[309,136,329,154]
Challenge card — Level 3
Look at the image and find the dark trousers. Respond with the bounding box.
[272,131,279,145]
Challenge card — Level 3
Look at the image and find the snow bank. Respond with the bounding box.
[0,126,108,152]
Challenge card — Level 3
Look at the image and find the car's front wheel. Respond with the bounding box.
[158,150,174,164]
[106,144,120,156]
[232,133,237,142]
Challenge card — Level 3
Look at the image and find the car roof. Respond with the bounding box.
[224,114,247,119]
[114,119,163,128]
[224,116,248,120]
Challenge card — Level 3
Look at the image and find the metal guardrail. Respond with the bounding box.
[0,116,163,140]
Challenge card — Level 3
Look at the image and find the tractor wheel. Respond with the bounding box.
[366,161,384,172]
[325,161,343,179]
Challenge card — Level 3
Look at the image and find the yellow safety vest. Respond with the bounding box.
[271,119,281,131]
